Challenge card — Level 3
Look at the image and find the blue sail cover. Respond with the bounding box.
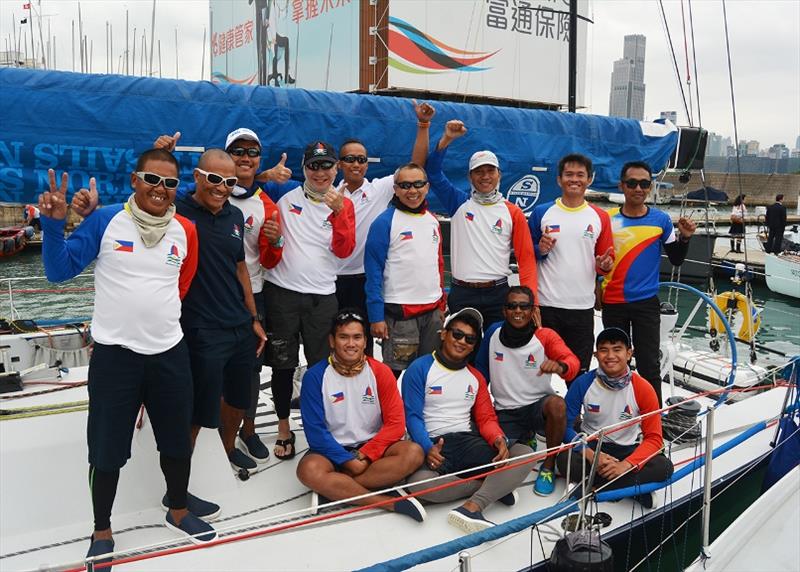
[0,68,678,214]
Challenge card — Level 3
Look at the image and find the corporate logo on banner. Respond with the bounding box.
[387,16,499,74]
[506,174,541,215]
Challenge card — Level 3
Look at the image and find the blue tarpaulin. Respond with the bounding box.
[0,68,678,214]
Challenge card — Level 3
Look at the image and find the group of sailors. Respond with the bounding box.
[37,99,697,564]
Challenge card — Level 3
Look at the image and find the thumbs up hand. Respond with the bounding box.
[262,210,282,246]
[426,437,445,470]
[259,152,292,184]
[153,131,181,152]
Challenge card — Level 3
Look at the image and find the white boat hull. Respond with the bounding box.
[765,253,800,299]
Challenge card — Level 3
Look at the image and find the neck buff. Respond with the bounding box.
[596,366,633,391]
[303,180,329,202]
[231,181,259,200]
[470,185,503,206]
[390,194,428,214]
[329,353,367,377]
[125,193,175,248]
[433,350,468,371]
[499,321,535,348]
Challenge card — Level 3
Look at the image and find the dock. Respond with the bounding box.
[712,242,766,277]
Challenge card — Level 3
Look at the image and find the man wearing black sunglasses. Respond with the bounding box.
[364,163,446,377]
[39,148,217,559]
[334,100,434,357]
[403,308,534,534]
[425,119,539,327]
[600,161,696,405]
[262,141,356,460]
[475,286,579,497]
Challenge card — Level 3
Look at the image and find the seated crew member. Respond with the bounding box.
[556,327,674,508]
[262,141,356,460]
[297,310,426,522]
[475,286,580,496]
[335,99,434,356]
[426,119,538,326]
[39,151,216,566]
[403,308,533,534]
[364,163,445,378]
[601,161,696,406]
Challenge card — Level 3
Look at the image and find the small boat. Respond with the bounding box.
[765,252,800,299]
[0,226,33,258]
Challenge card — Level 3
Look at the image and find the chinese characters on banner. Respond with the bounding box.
[211,21,254,57]
[486,0,570,42]
[293,0,351,24]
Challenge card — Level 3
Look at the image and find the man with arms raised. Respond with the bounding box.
[364,164,445,378]
[176,150,267,479]
[557,328,673,507]
[529,154,614,377]
[475,286,579,496]
[335,100,434,355]
[40,150,215,566]
[297,310,426,521]
[263,141,356,459]
[601,161,695,405]
[426,120,538,326]
[403,309,533,534]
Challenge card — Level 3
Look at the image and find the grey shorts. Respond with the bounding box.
[262,281,338,370]
[383,308,443,370]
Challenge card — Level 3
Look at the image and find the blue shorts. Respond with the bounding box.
[87,341,193,471]
[496,396,557,444]
[184,323,256,428]
[435,431,497,479]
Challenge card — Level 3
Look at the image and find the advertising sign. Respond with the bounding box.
[210,0,359,91]
[387,0,588,106]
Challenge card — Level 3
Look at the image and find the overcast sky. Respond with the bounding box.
[1,0,798,148]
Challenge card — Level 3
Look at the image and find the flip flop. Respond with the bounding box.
[274,430,296,460]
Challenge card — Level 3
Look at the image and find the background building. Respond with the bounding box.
[609,34,646,120]
[660,110,677,124]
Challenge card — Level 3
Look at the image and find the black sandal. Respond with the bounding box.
[274,430,296,460]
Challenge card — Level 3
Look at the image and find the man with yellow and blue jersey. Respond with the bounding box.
[601,162,696,405]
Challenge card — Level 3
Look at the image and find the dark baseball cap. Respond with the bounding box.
[303,141,337,166]
[595,327,631,348]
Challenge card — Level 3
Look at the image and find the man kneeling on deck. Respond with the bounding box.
[557,328,674,508]
[39,151,216,568]
[475,286,580,497]
[297,310,426,522]
[403,308,533,534]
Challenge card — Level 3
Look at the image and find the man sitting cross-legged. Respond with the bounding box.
[297,310,426,522]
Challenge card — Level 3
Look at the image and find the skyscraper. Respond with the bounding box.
[609,35,646,120]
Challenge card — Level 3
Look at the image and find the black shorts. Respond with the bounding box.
[87,341,193,471]
[496,397,554,444]
[436,431,497,479]
[184,323,256,428]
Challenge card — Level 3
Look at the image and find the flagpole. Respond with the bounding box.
[71,20,75,72]
[12,14,17,67]
[149,0,156,76]
[28,2,35,67]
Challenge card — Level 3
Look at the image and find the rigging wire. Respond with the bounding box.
[687,0,703,127]
[657,0,692,123]
[680,0,694,126]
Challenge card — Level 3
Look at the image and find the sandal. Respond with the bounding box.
[274,430,296,460]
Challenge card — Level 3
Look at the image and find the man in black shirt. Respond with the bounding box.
[765,194,788,254]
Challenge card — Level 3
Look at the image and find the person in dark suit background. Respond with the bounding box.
[765,194,788,254]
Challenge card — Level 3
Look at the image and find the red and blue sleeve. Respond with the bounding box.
[364,208,393,323]
[536,328,580,381]
[329,196,356,258]
[467,366,504,447]
[592,205,615,274]
[299,361,353,466]
[175,214,198,300]
[564,370,595,445]
[425,147,470,217]
[257,193,283,269]
[625,374,664,469]
[359,359,406,461]
[508,203,538,303]
[402,355,436,453]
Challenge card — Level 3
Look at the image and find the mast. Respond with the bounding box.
[71,20,75,71]
[174,27,178,79]
[125,9,129,75]
[149,0,157,76]
[37,0,46,68]
[28,2,35,66]
[200,27,206,80]
[568,0,577,112]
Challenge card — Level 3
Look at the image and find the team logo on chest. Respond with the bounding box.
[321,219,333,230]
[330,391,345,404]
[465,211,475,222]
[493,351,504,362]
[524,354,537,369]
[165,244,182,267]
[464,384,476,401]
[427,385,443,395]
[587,403,601,413]
[113,239,134,253]
[583,224,595,239]
[400,230,414,241]
[244,215,255,232]
[491,218,503,235]
[289,204,303,215]
[619,404,633,420]
[231,224,241,239]
[545,224,560,233]
[361,386,376,404]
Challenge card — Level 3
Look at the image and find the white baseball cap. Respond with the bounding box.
[443,307,484,334]
[469,150,499,171]
[225,127,261,151]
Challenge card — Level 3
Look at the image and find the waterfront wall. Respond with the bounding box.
[662,172,800,207]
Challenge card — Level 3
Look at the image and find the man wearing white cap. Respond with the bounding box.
[426,120,538,327]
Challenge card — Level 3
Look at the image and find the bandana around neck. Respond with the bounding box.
[470,185,503,206]
[596,366,633,391]
[303,180,329,202]
[329,353,367,377]
[499,321,535,348]
[125,193,175,248]
[390,194,428,214]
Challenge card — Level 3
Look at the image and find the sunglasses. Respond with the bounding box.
[448,328,478,345]
[195,168,238,189]
[229,147,261,158]
[135,171,180,189]
[341,154,368,164]
[305,160,336,171]
[334,311,365,323]
[504,302,534,310]
[394,180,428,190]
[623,178,652,190]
